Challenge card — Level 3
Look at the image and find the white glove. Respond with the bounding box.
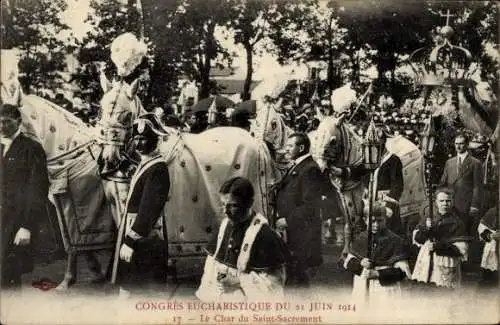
[14,227,31,246]
[119,244,134,263]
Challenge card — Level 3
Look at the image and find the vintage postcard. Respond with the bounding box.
[1,0,499,324]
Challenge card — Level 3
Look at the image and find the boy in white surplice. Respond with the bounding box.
[341,202,411,302]
[477,206,499,287]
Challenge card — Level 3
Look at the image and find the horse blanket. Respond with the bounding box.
[386,135,426,219]
[19,95,116,251]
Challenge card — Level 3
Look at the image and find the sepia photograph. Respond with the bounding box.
[0,0,499,324]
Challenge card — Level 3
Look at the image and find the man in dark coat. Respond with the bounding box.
[332,129,404,236]
[111,113,170,296]
[275,133,326,289]
[439,133,482,235]
[1,103,49,288]
[230,105,252,131]
[189,111,209,134]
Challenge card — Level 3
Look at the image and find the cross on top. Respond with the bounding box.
[439,9,455,26]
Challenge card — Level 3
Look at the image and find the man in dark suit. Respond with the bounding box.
[439,133,482,235]
[275,133,325,289]
[0,103,49,288]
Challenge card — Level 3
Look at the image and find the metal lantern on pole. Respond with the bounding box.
[363,120,384,254]
[363,119,384,171]
[421,115,437,228]
[362,119,384,299]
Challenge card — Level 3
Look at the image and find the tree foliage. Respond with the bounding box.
[230,0,272,100]
[265,0,320,64]
[1,0,72,94]
[165,0,237,99]
[334,0,436,93]
[72,0,142,104]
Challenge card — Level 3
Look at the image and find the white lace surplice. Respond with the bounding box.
[478,223,498,271]
[411,229,468,288]
[195,256,285,302]
[351,261,411,303]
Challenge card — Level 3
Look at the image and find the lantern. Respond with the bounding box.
[362,119,384,170]
[421,115,437,157]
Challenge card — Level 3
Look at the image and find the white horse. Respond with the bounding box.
[4,64,280,292]
[312,114,426,253]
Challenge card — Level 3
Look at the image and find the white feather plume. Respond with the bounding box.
[330,83,357,114]
[110,33,147,77]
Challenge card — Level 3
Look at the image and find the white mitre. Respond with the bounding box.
[330,83,357,115]
[110,32,147,77]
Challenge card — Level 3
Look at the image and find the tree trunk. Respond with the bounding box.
[199,23,215,99]
[242,44,253,101]
[327,47,334,93]
[350,55,360,86]
[24,47,32,94]
[326,14,337,93]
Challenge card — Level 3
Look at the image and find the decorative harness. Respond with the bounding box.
[97,82,142,147]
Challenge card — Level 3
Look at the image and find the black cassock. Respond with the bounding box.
[114,155,170,290]
[346,229,411,285]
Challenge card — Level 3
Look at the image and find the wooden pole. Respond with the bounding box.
[365,172,375,301]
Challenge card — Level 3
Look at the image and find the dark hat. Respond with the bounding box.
[162,114,185,128]
[232,100,256,119]
[133,113,169,138]
[0,103,21,120]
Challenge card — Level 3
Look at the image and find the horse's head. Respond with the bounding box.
[253,100,290,152]
[97,73,143,175]
[312,113,363,173]
[96,32,148,176]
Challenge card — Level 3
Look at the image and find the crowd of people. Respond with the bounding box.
[1,97,498,303]
[2,31,497,306]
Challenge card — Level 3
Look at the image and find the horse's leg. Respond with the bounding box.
[85,251,106,283]
[56,248,78,290]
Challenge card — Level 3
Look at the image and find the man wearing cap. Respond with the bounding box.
[0,103,49,288]
[332,127,404,236]
[112,113,170,296]
[230,103,252,131]
[189,111,208,134]
[196,177,288,301]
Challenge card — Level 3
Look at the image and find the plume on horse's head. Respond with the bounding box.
[98,31,147,131]
[0,49,23,107]
[253,99,291,152]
